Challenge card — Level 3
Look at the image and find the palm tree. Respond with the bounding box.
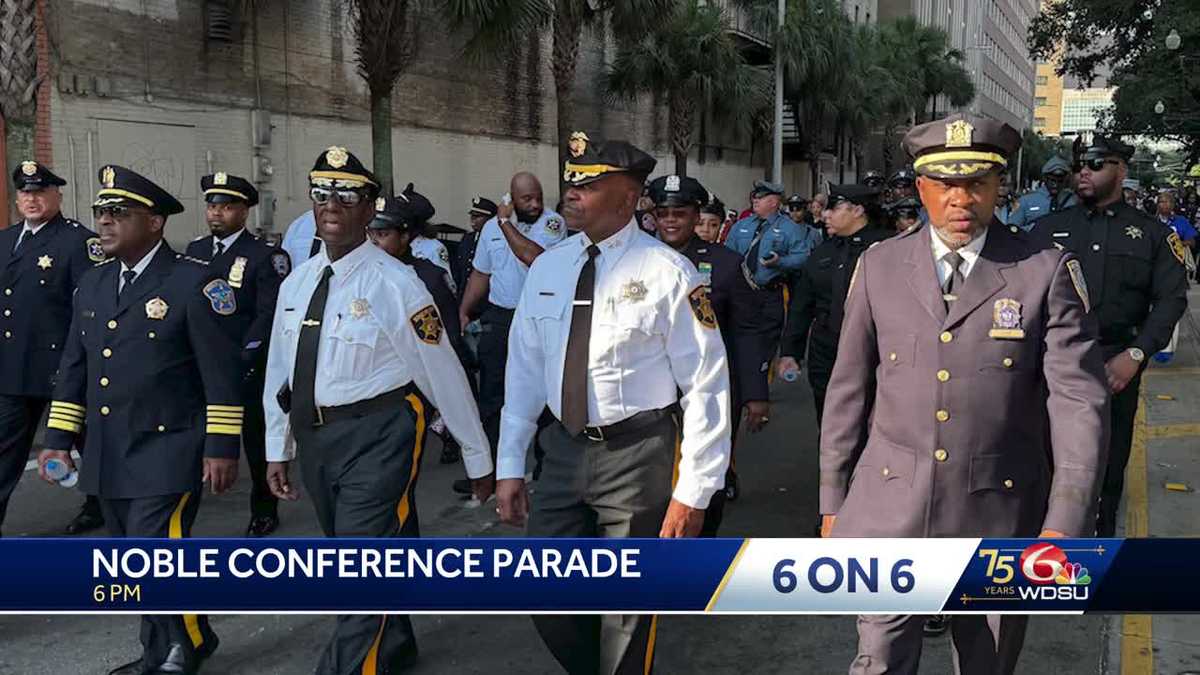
[882,17,974,122]
[444,0,673,189]
[0,0,39,216]
[603,1,770,176]
[348,0,422,192]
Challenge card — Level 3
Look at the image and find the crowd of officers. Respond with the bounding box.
[0,112,1188,675]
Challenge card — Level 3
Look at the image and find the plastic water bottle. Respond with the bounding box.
[781,365,801,383]
[44,458,79,488]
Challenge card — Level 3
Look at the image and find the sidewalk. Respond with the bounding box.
[1103,287,1200,674]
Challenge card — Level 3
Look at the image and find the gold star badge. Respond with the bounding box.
[21,161,37,176]
[350,298,370,318]
[145,297,169,320]
[37,255,52,270]
[621,280,647,302]
[945,119,974,148]
[325,146,349,169]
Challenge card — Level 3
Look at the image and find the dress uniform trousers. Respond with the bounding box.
[293,390,428,675]
[242,365,275,519]
[0,395,47,534]
[527,410,677,675]
[1097,368,1143,537]
[99,487,218,670]
[806,331,837,428]
[851,613,1028,675]
[476,303,515,451]
[755,285,786,358]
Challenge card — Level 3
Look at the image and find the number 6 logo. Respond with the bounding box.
[1020,543,1066,585]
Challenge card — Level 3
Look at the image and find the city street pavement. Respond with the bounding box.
[5,290,1200,674]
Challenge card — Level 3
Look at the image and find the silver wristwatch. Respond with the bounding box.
[1128,347,1146,363]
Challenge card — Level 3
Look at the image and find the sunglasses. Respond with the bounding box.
[92,204,141,219]
[1081,158,1121,172]
[310,187,367,207]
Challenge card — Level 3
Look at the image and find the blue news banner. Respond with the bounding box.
[0,538,1194,613]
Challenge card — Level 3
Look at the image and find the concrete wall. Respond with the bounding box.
[43,0,766,248]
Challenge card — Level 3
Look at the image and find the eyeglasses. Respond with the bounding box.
[1082,158,1121,172]
[310,187,366,207]
[896,209,920,220]
[92,204,138,219]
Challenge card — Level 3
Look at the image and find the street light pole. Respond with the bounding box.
[772,0,784,183]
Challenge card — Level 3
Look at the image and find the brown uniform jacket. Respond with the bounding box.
[820,222,1109,537]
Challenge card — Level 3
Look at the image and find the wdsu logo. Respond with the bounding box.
[975,543,1091,602]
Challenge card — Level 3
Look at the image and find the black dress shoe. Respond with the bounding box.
[246,515,279,537]
[923,615,950,637]
[440,439,461,465]
[149,643,190,674]
[108,658,149,675]
[452,478,473,495]
[64,504,105,535]
[723,471,740,501]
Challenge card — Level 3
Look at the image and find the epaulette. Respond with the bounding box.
[192,234,208,242]
[177,254,210,265]
[66,218,82,228]
[94,257,116,267]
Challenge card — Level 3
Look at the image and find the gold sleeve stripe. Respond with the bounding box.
[49,412,84,424]
[207,405,245,413]
[49,408,85,421]
[51,401,86,413]
[48,418,83,433]
[207,411,245,420]
[206,423,243,435]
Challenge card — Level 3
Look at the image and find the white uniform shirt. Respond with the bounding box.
[263,240,492,478]
[119,240,164,293]
[472,209,568,309]
[281,210,319,267]
[410,235,455,292]
[931,226,988,286]
[13,219,47,250]
[499,219,732,508]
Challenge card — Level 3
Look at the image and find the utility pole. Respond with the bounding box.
[772,0,784,183]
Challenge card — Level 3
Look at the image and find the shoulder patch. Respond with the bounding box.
[1065,259,1090,313]
[86,237,105,262]
[410,305,443,344]
[203,279,237,315]
[271,251,291,278]
[1167,231,1187,266]
[688,286,717,329]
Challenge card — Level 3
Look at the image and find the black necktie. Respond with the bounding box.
[742,218,768,282]
[309,238,322,258]
[214,240,226,259]
[13,229,31,255]
[942,251,965,308]
[561,245,600,436]
[291,266,334,428]
[119,270,137,298]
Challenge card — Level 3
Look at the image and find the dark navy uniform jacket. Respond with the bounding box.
[452,231,479,301]
[43,244,245,498]
[679,237,768,404]
[185,231,290,375]
[1035,202,1188,358]
[782,224,894,366]
[0,213,101,398]
[410,255,467,364]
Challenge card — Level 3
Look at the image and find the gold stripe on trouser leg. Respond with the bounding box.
[643,615,658,675]
[168,493,205,649]
[670,428,682,489]
[361,616,388,675]
[395,394,427,528]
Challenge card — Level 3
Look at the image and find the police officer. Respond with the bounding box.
[458,171,567,478]
[647,173,768,533]
[697,197,725,244]
[821,114,1108,673]
[1010,155,1077,231]
[724,180,822,357]
[184,172,290,537]
[38,165,244,675]
[1036,134,1189,537]
[786,193,809,225]
[861,169,885,190]
[886,167,917,203]
[454,196,496,297]
[263,147,493,674]
[778,184,892,428]
[887,195,923,233]
[0,161,106,535]
[496,134,731,674]
[402,181,456,289]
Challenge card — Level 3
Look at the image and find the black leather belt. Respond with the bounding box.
[578,406,676,443]
[315,385,415,426]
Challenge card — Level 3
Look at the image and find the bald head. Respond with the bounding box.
[511,172,545,224]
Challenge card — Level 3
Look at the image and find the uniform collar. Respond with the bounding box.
[214,228,245,251]
[577,218,638,261]
[930,225,987,266]
[121,240,165,276]
[21,219,47,237]
[318,237,375,278]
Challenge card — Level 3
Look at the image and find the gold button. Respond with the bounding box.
[882,467,891,477]
[3,309,10,317]
[107,320,117,330]
[1009,225,1018,234]
[940,331,953,343]
[1003,479,1014,489]
[39,279,45,285]
[148,331,156,339]
[888,352,897,361]
[50,344,56,349]
[936,409,949,422]
[3,331,9,339]
[3,289,10,296]
[1002,357,1013,368]
[102,348,113,358]
[100,405,110,416]
[157,425,166,432]
[934,448,949,462]
[99,377,109,387]
[936,369,950,382]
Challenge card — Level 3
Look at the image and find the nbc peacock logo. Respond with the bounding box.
[1016,543,1091,600]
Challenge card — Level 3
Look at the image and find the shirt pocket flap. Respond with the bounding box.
[881,335,917,368]
[969,453,1031,493]
[329,318,381,349]
[856,438,916,486]
[527,293,567,320]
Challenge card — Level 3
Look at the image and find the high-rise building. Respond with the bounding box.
[1033,61,1065,135]
[878,0,1038,130]
[1060,88,1115,137]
